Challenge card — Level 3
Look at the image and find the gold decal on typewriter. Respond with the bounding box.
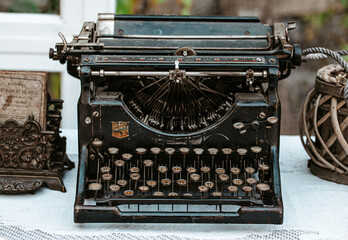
[111,121,129,139]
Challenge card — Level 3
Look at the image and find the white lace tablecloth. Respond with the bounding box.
[0,130,347,240]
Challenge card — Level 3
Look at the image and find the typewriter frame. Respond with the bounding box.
[51,14,301,224]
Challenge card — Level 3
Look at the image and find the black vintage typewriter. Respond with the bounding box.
[50,14,301,224]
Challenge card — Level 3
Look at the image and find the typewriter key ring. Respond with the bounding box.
[257,183,270,200]
[88,182,102,201]
[242,186,253,197]
[136,147,147,168]
[208,148,218,169]
[150,147,161,166]
[102,173,113,195]
[228,185,238,196]
[258,163,269,181]
[194,148,205,169]
[179,147,190,169]
[108,147,119,168]
[165,147,175,167]
[109,184,120,194]
[91,140,104,191]
[222,148,232,169]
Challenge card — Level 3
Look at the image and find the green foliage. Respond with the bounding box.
[47,73,61,99]
[116,0,136,14]
[8,0,40,13]
[303,9,334,29]
[341,0,348,8]
[181,0,192,15]
[7,0,59,14]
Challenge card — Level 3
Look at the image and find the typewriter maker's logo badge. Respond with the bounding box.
[111,121,129,139]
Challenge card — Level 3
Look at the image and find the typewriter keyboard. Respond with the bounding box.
[86,139,274,205]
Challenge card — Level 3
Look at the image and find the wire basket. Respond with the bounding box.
[300,64,348,185]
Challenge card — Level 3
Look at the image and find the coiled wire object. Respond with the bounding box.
[300,47,348,185]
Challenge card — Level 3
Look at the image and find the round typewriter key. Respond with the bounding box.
[237,148,247,156]
[161,178,171,186]
[190,173,200,182]
[153,191,164,197]
[117,179,128,187]
[183,193,193,197]
[246,177,257,185]
[101,166,111,173]
[143,159,154,167]
[176,179,187,186]
[158,166,168,173]
[109,184,120,192]
[233,122,244,130]
[242,186,253,193]
[227,185,238,193]
[136,147,147,155]
[88,183,102,191]
[215,168,226,174]
[245,167,256,175]
[139,185,150,193]
[129,167,140,173]
[259,163,270,171]
[267,116,278,124]
[124,190,134,196]
[164,147,175,155]
[122,153,133,161]
[168,192,178,197]
[256,183,270,192]
[230,167,241,175]
[179,147,190,154]
[233,179,244,186]
[92,140,103,147]
[186,167,197,174]
[212,191,223,197]
[251,146,262,153]
[115,159,125,167]
[204,181,214,189]
[198,185,209,192]
[208,148,218,155]
[200,166,211,173]
[219,173,229,182]
[108,147,119,155]
[193,148,204,155]
[146,180,157,188]
[222,148,233,155]
[172,166,182,174]
[102,173,113,181]
[150,147,161,155]
[130,173,141,181]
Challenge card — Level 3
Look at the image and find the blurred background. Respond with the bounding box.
[0,0,347,134]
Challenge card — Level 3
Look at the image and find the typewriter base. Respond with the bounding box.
[0,154,74,194]
[74,203,283,224]
[74,147,283,224]
[308,160,348,186]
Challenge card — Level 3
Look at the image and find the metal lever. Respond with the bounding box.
[58,32,68,53]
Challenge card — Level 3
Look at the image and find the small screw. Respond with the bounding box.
[83,57,91,62]
[85,117,91,124]
[259,112,266,119]
[84,26,91,32]
[269,58,276,63]
[93,111,99,117]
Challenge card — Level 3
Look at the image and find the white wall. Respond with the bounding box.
[0,0,116,129]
